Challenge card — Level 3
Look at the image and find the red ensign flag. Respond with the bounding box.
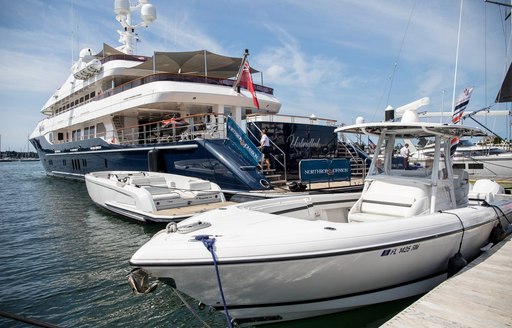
[239,60,260,109]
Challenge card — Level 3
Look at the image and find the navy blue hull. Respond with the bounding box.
[30,137,269,191]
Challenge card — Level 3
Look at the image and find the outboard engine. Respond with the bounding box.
[468,179,505,205]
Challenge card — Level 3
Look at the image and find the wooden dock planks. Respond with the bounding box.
[383,236,512,327]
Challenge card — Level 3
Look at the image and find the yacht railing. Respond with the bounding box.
[337,133,369,178]
[100,54,149,64]
[246,121,287,181]
[113,113,227,146]
[95,73,274,103]
[246,113,337,126]
[46,72,274,118]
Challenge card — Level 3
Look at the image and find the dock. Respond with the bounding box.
[383,235,512,327]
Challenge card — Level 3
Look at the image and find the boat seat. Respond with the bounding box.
[129,176,168,187]
[186,180,211,191]
[349,179,429,222]
[152,192,181,201]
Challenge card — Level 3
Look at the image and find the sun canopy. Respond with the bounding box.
[95,43,127,57]
[132,50,259,79]
[335,122,487,139]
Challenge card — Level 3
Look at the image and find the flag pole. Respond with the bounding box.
[451,0,464,118]
[233,49,250,91]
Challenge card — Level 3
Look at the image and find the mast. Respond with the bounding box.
[451,0,465,115]
[114,0,157,54]
[232,49,250,91]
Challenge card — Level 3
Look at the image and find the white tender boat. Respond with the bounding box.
[129,119,512,325]
[85,171,228,223]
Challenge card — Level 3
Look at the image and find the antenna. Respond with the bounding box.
[451,0,465,114]
[114,0,157,54]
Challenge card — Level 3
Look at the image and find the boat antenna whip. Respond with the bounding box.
[195,235,234,328]
[462,106,506,140]
[232,49,250,92]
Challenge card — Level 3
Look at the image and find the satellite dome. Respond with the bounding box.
[115,0,130,16]
[79,48,95,62]
[141,4,157,24]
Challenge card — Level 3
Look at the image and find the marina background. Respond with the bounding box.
[0,160,418,328]
[1,0,510,152]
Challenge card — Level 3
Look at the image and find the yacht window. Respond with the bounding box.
[85,94,89,101]
[89,126,95,137]
[80,97,84,103]
[96,123,106,139]
[72,129,82,141]
[84,127,90,139]
[58,132,64,141]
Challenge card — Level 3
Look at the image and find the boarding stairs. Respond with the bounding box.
[260,168,287,187]
[112,115,125,142]
[336,142,367,177]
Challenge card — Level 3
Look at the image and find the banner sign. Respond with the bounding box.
[299,159,351,183]
[226,116,261,166]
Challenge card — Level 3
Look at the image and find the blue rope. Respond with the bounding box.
[195,235,233,328]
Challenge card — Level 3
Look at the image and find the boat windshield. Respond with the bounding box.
[369,135,434,180]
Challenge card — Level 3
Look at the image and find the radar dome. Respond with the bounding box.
[79,48,95,61]
[141,4,157,23]
[355,116,365,124]
[115,0,130,16]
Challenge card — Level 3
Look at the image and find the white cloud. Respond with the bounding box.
[255,26,345,95]
[0,49,69,93]
[144,12,227,54]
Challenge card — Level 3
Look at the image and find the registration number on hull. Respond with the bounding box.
[381,244,420,256]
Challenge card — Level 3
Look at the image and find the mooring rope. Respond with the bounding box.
[171,287,211,328]
[195,235,233,328]
[484,201,512,225]
[441,210,466,254]
[0,310,62,328]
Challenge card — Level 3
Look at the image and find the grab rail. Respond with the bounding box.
[246,122,287,181]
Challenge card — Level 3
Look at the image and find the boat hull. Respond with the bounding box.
[30,137,270,191]
[130,194,505,325]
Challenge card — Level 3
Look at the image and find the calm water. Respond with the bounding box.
[0,161,417,328]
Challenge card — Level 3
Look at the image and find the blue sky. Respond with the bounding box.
[0,0,510,152]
